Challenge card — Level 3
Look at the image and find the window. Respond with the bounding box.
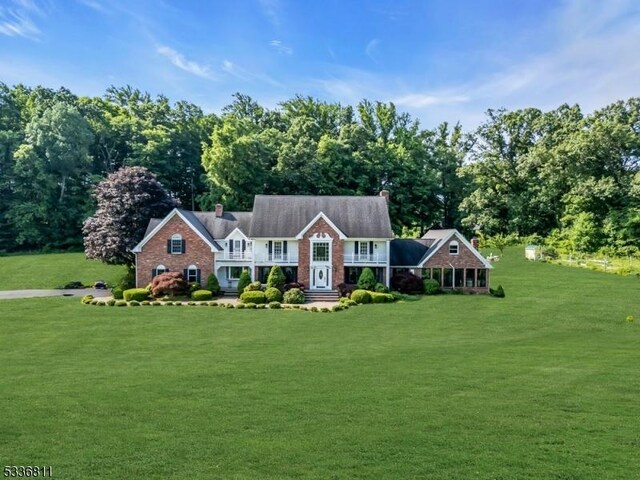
[234,240,242,252]
[477,269,487,287]
[454,268,464,288]
[227,266,245,280]
[465,268,475,287]
[171,234,183,254]
[449,241,459,255]
[273,241,283,260]
[345,267,384,284]
[312,242,329,262]
[156,264,167,275]
[186,265,199,283]
[432,268,442,286]
[443,268,453,288]
[422,268,432,280]
[359,242,369,257]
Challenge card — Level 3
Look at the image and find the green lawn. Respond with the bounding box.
[0,249,639,479]
[0,252,125,289]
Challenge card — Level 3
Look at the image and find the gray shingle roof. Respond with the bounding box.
[390,239,431,266]
[193,211,253,239]
[249,195,394,238]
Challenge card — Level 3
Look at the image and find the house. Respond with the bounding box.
[132,192,492,293]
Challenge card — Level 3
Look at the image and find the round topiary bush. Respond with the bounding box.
[265,287,283,303]
[123,288,150,302]
[115,300,127,307]
[245,303,257,309]
[268,301,281,309]
[239,290,266,304]
[374,282,389,293]
[208,301,219,307]
[236,303,246,309]
[244,281,263,292]
[191,289,213,301]
[266,266,286,292]
[350,289,372,304]
[81,294,94,305]
[357,268,377,291]
[151,301,162,306]
[106,299,116,306]
[423,279,441,295]
[111,287,123,300]
[129,300,140,306]
[141,300,150,306]
[283,287,305,304]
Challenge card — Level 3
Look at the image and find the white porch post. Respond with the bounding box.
[385,240,391,287]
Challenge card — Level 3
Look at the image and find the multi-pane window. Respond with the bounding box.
[454,268,464,288]
[171,234,183,254]
[234,240,242,252]
[449,241,459,255]
[477,269,487,287]
[443,268,453,288]
[465,268,475,287]
[359,242,369,257]
[273,241,283,259]
[156,265,167,275]
[187,265,198,283]
[312,242,329,262]
[228,266,244,280]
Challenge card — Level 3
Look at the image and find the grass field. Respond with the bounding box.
[0,252,126,289]
[1,248,639,479]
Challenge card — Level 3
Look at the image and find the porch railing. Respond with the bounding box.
[344,253,387,264]
[255,254,298,264]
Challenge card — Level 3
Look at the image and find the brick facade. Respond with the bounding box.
[135,215,215,287]
[421,233,490,292]
[298,217,345,290]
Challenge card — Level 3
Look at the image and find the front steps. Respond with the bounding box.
[304,290,340,303]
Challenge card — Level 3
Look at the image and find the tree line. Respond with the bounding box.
[0,82,638,257]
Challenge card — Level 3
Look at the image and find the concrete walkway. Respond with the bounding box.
[0,288,111,300]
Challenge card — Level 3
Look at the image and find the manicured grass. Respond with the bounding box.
[0,252,126,289]
[0,248,639,479]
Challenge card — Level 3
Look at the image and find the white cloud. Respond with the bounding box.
[269,39,293,55]
[0,0,46,40]
[222,59,284,88]
[157,46,216,79]
[394,94,469,108]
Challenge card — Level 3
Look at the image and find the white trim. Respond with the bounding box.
[418,231,493,269]
[132,209,221,253]
[295,212,346,240]
[385,240,391,287]
[224,227,249,241]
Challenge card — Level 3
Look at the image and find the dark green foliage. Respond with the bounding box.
[239,290,266,304]
[244,281,263,292]
[266,266,286,292]
[283,288,305,304]
[265,287,283,303]
[374,282,389,293]
[268,301,281,309]
[106,299,116,306]
[236,270,251,294]
[191,289,213,301]
[123,288,150,302]
[111,287,124,299]
[350,289,372,304]
[390,272,423,294]
[490,285,506,298]
[332,305,343,312]
[245,303,257,309]
[141,301,150,306]
[357,268,377,291]
[236,303,246,309]
[116,268,136,290]
[206,273,221,295]
[423,279,441,295]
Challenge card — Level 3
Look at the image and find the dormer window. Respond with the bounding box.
[449,240,459,255]
[169,234,184,254]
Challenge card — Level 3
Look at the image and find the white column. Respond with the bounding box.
[385,240,391,287]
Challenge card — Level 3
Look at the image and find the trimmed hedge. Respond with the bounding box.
[351,289,372,304]
[244,281,263,292]
[423,279,441,295]
[268,301,281,309]
[266,266,286,292]
[123,288,150,302]
[191,289,213,301]
[115,300,127,307]
[370,292,394,303]
[265,287,283,303]
[374,282,389,293]
[81,294,94,304]
[283,288,305,304]
[239,290,266,304]
[111,287,124,300]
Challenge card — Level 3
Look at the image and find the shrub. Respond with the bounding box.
[256,304,266,309]
[423,279,441,295]
[191,289,213,301]
[152,301,162,306]
[141,300,150,306]
[129,300,140,306]
[244,281,263,292]
[236,303,246,309]
[174,302,183,306]
[265,287,283,303]
[115,300,127,307]
[390,272,423,294]
[81,294,94,304]
[106,299,116,306]
[490,285,506,298]
[236,270,252,294]
[123,288,149,302]
[90,299,99,305]
[351,289,372,304]
[97,301,106,306]
[268,301,281,309]
[63,281,84,289]
[245,303,257,309]
[189,282,201,294]
[116,268,136,290]
[332,305,343,312]
[357,268,377,291]
[370,292,394,303]
[310,306,318,312]
[284,282,305,291]
[208,301,219,307]
[164,301,173,305]
[205,273,221,295]
[267,265,286,292]
[283,288,305,304]
[374,282,389,293]
[187,301,196,306]
[239,290,266,304]
[339,297,357,307]
[321,307,330,312]
[337,282,356,298]
[151,272,188,297]
[111,287,123,300]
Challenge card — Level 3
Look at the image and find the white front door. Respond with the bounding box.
[313,267,329,289]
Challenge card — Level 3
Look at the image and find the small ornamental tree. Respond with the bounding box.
[151,272,188,297]
[357,267,377,291]
[266,265,286,292]
[206,273,221,295]
[83,166,178,267]
[236,270,251,294]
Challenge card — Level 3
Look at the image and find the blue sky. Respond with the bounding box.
[1,0,639,128]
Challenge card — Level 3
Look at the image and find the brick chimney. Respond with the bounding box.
[215,204,224,218]
[379,189,389,203]
[471,237,479,250]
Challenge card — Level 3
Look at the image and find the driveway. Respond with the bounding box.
[0,288,111,300]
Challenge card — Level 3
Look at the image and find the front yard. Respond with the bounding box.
[0,248,639,479]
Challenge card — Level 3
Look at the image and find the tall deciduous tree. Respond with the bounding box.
[83,166,178,266]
